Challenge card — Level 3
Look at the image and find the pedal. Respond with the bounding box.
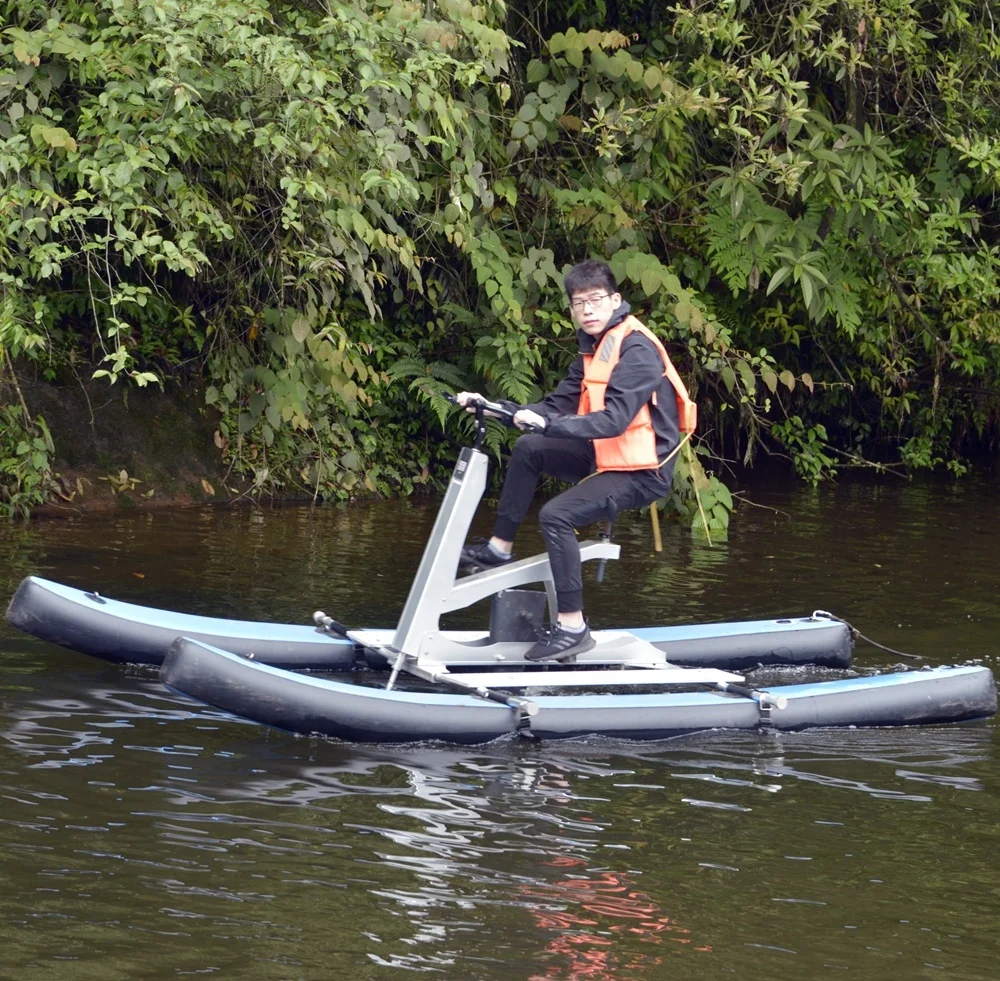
[555,653,578,665]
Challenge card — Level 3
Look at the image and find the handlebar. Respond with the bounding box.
[444,395,544,435]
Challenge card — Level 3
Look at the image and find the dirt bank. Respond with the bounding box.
[14,373,260,516]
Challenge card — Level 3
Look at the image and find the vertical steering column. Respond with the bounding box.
[390,446,490,656]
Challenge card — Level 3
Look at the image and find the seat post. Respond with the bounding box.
[595,519,614,583]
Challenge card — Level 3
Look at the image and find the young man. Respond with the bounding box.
[456,259,694,661]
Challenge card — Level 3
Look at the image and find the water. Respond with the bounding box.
[1,475,998,980]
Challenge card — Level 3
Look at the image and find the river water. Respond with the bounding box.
[1,473,997,980]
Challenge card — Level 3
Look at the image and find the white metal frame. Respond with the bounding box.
[348,443,744,690]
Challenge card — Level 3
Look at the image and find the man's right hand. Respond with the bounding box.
[513,409,547,432]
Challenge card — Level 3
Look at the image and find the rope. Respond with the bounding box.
[658,431,691,470]
[811,610,925,661]
[573,432,696,551]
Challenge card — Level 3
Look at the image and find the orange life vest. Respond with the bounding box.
[578,316,697,472]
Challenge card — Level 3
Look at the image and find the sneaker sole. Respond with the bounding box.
[459,558,512,574]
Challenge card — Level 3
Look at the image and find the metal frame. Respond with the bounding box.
[377,445,658,665]
[348,440,725,690]
[341,406,752,700]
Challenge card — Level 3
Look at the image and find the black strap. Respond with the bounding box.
[812,610,925,661]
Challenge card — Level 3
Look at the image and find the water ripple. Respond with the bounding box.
[2,489,999,978]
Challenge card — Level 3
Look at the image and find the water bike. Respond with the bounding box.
[7,399,995,743]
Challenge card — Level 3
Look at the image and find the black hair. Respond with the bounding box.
[563,259,619,298]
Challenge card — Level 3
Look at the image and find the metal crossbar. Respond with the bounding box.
[432,667,744,689]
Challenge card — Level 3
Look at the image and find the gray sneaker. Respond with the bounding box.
[459,539,513,573]
[524,622,595,662]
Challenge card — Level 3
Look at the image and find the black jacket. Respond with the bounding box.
[526,303,681,461]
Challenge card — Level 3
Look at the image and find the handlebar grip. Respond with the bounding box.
[445,394,525,429]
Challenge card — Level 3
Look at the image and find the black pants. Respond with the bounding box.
[493,435,673,613]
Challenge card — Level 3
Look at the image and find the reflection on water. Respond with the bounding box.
[520,856,711,980]
[1,474,999,978]
[1,661,996,979]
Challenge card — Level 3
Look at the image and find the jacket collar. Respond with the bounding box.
[577,301,631,354]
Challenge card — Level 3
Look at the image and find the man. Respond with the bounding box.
[456,259,695,661]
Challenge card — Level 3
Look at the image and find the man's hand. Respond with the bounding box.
[455,391,505,419]
[513,408,547,432]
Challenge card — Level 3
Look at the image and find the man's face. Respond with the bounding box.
[569,288,622,336]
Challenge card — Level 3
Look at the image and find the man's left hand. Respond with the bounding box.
[513,409,547,432]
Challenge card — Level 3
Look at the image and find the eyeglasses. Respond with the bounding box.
[569,293,614,312]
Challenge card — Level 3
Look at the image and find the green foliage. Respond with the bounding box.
[772,417,838,485]
[4,0,1000,518]
[0,405,57,517]
[666,442,734,539]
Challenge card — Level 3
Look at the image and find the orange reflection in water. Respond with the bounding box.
[522,856,711,980]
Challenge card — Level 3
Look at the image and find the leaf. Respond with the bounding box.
[761,366,778,393]
[640,266,660,296]
[801,274,814,309]
[721,365,736,393]
[200,479,215,495]
[779,370,796,392]
[41,125,77,152]
[736,359,756,395]
[766,266,792,295]
[291,317,310,343]
[526,60,549,84]
[800,372,815,394]
[732,183,744,218]
[112,160,133,187]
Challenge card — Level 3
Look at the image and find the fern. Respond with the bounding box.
[704,207,755,294]
[426,360,470,389]
[386,355,427,380]
[482,419,517,461]
[425,389,455,428]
